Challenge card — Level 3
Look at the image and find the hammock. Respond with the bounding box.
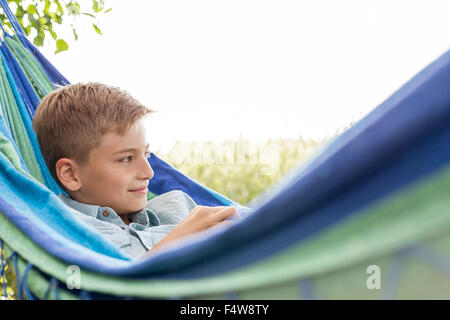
[0,0,449,299]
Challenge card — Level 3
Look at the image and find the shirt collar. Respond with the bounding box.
[58,193,100,218]
[58,193,157,227]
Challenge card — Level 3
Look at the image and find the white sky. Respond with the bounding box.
[38,0,450,152]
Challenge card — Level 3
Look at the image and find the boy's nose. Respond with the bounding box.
[140,158,154,180]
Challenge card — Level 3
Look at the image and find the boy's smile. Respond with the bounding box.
[62,118,154,221]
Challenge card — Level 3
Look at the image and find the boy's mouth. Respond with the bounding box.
[128,185,148,194]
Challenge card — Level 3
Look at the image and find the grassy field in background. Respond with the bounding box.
[1,135,330,299]
[154,135,330,206]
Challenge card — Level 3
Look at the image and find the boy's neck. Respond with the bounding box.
[119,214,133,226]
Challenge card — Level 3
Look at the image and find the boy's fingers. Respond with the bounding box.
[207,206,231,213]
[191,205,221,214]
[195,205,235,214]
[214,206,240,221]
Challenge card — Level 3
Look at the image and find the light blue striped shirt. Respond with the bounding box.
[58,190,197,259]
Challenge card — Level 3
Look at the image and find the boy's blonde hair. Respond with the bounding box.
[32,82,153,191]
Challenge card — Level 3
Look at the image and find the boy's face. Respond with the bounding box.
[68,118,154,215]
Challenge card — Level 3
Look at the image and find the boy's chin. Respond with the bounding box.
[128,200,147,213]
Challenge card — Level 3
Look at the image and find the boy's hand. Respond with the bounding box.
[172,205,241,238]
[143,206,240,256]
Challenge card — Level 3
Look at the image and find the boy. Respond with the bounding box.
[32,82,242,260]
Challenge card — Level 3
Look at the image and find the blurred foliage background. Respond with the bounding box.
[154,135,330,206]
[0,0,111,53]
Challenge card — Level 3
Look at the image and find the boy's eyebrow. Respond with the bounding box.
[113,143,150,154]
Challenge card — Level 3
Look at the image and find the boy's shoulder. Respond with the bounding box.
[148,189,196,205]
[146,190,197,225]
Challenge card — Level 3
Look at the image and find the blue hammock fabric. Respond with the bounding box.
[0,43,61,193]
[0,0,449,285]
[1,46,450,280]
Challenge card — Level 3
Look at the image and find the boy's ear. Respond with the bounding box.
[55,158,82,192]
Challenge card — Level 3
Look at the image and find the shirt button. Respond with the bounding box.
[102,210,110,217]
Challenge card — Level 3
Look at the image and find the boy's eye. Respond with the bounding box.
[120,156,133,163]
[119,151,151,163]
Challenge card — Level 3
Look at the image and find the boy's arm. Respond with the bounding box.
[142,205,239,257]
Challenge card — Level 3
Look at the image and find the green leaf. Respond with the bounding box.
[92,0,105,13]
[55,39,69,54]
[67,2,80,15]
[48,25,57,40]
[24,25,31,36]
[93,0,99,12]
[72,27,78,41]
[28,14,41,29]
[81,12,96,18]
[104,8,112,13]
[44,0,51,13]
[44,12,57,22]
[26,4,38,15]
[33,35,44,47]
[16,5,26,19]
[39,17,48,25]
[55,0,64,15]
[92,23,102,35]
